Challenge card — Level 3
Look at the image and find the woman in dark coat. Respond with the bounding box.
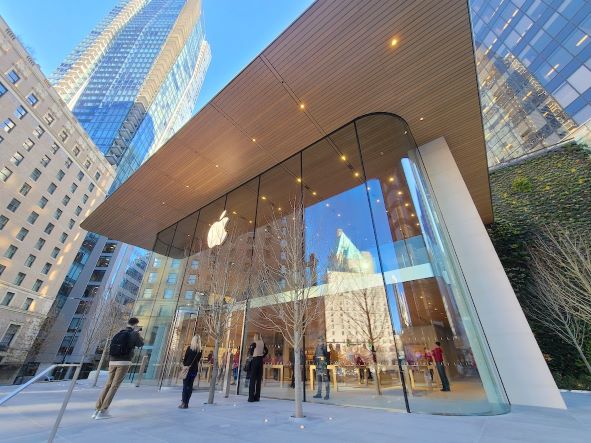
[179,335,202,409]
[247,333,268,402]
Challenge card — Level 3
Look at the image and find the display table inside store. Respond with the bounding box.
[309,364,339,391]
[263,364,285,388]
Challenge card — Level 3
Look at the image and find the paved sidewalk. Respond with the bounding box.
[0,382,589,442]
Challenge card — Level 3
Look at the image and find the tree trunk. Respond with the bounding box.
[293,329,304,418]
[208,336,220,404]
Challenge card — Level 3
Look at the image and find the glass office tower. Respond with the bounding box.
[470,0,591,166]
[31,0,210,373]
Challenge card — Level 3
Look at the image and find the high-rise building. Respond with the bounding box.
[470,0,591,166]
[32,0,210,376]
[0,17,116,383]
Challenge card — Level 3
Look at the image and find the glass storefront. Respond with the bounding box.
[131,113,509,415]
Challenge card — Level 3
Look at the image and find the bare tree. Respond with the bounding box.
[252,200,325,419]
[329,271,391,395]
[526,226,591,375]
[195,221,251,405]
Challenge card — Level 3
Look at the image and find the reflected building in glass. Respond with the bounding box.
[470,0,591,165]
[32,0,211,375]
[83,0,565,416]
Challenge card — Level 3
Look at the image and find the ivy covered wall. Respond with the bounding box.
[487,144,591,390]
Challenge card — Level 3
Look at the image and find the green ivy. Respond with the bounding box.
[488,143,591,390]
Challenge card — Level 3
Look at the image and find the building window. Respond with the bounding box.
[65,158,73,169]
[60,130,69,142]
[41,263,51,275]
[38,196,48,208]
[0,215,8,230]
[54,209,63,220]
[96,256,110,267]
[88,183,95,192]
[0,134,3,143]
[68,218,75,229]
[191,260,199,270]
[14,105,27,120]
[103,242,117,253]
[30,168,41,181]
[62,195,71,206]
[24,254,36,267]
[51,143,60,154]
[32,280,42,292]
[4,244,18,259]
[147,272,157,284]
[73,146,80,156]
[50,247,60,259]
[23,138,35,151]
[184,290,194,300]
[19,183,32,196]
[6,69,20,84]
[14,272,26,286]
[153,257,162,268]
[40,155,51,167]
[3,118,16,132]
[94,172,101,181]
[1,292,15,306]
[22,298,33,311]
[70,183,78,193]
[0,167,12,182]
[33,125,44,138]
[163,288,174,299]
[7,198,21,212]
[27,211,38,224]
[27,93,39,106]
[48,182,57,194]
[166,273,177,284]
[16,227,29,241]
[75,206,82,216]
[44,223,54,234]
[0,264,5,277]
[0,324,21,351]
[84,159,91,169]
[59,232,68,243]
[143,288,153,298]
[82,194,89,204]
[90,270,105,282]
[10,151,24,167]
[187,275,197,285]
[170,259,181,269]
[34,238,45,250]
[77,171,84,181]
[0,81,6,95]
[57,169,65,181]
[44,113,55,125]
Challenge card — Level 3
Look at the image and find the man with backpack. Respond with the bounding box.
[93,317,144,419]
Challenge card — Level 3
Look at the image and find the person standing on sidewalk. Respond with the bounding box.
[179,335,202,409]
[432,341,450,392]
[247,333,268,402]
[93,317,144,419]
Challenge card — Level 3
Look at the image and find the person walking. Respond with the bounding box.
[93,317,144,419]
[247,333,268,402]
[232,348,240,385]
[179,335,202,409]
[313,336,330,400]
[432,341,451,392]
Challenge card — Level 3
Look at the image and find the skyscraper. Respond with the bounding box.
[470,0,591,166]
[32,0,210,375]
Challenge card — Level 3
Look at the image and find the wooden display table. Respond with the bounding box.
[309,364,338,391]
[263,364,285,388]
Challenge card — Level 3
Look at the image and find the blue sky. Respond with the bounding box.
[0,0,315,111]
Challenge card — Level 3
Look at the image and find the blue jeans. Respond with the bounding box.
[436,362,450,391]
[182,371,197,405]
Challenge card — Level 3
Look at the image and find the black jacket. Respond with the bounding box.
[110,327,144,362]
[183,347,202,371]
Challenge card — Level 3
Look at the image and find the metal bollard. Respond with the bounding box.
[48,364,81,443]
[135,355,149,387]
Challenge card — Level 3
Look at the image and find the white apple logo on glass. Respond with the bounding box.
[207,210,229,248]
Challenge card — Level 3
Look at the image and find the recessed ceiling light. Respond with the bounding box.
[312,191,317,196]
[185,185,189,188]
[261,196,267,200]
[340,155,347,161]
[398,191,403,195]
[391,38,398,47]
[215,164,219,168]
[354,172,360,177]
[419,117,424,121]
[161,202,165,205]
[297,177,302,183]
[252,138,256,142]
[388,177,394,182]
[299,103,305,110]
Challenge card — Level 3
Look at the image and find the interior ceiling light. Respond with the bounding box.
[419,117,424,121]
[299,103,305,110]
[215,164,219,168]
[340,155,347,161]
[312,191,317,196]
[390,38,398,47]
[261,196,267,200]
[354,172,360,177]
[297,177,302,183]
[252,138,256,142]
[388,177,394,182]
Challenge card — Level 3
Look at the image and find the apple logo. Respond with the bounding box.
[207,210,229,248]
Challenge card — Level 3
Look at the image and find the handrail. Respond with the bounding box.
[0,363,79,406]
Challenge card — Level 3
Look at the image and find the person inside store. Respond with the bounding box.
[432,341,451,392]
[178,335,202,409]
[232,347,240,385]
[313,336,330,400]
[247,333,268,402]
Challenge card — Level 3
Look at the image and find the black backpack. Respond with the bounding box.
[110,329,133,357]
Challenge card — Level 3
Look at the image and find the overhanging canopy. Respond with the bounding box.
[81,0,491,251]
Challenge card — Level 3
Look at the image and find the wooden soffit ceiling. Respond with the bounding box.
[81,0,491,251]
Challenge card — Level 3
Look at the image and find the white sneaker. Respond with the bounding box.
[91,410,99,419]
[95,410,112,420]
